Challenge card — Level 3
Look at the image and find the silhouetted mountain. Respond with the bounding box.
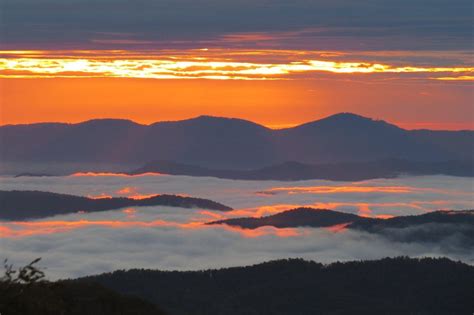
[209,207,370,229]
[131,158,474,181]
[411,129,474,160]
[351,209,474,229]
[0,280,165,315]
[14,172,56,178]
[0,190,232,220]
[79,257,474,315]
[209,208,474,248]
[350,210,474,247]
[210,207,474,230]
[275,113,473,164]
[1,113,472,173]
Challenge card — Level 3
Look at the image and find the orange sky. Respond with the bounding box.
[0,49,472,130]
[1,1,472,131]
[1,77,472,130]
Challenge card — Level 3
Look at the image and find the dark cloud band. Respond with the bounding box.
[1,0,472,50]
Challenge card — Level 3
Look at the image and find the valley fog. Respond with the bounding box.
[1,174,472,279]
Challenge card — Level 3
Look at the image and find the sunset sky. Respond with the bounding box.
[0,0,472,129]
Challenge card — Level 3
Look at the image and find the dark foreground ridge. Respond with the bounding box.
[78,257,474,315]
[131,159,474,181]
[0,190,233,220]
[209,208,474,248]
[0,280,165,315]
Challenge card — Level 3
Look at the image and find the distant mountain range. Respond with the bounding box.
[209,208,474,248]
[1,113,472,174]
[0,190,232,220]
[130,159,473,181]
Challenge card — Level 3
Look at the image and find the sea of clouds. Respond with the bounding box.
[0,174,473,279]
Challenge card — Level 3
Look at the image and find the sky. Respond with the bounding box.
[0,0,473,129]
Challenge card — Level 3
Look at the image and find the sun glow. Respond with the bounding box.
[0,49,472,81]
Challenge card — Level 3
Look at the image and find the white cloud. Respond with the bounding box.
[0,174,472,279]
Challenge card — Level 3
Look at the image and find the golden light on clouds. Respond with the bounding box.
[433,76,474,81]
[0,218,302,239]
[1,49,472,129]
[0,49,472,81]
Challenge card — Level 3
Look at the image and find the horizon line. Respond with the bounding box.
[1,112,473,132]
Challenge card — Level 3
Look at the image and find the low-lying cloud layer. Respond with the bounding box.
[1,174,471,217]
[0,174,472,279]
[1,211,472,280]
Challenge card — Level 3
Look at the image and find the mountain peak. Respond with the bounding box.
[77,118,141,127]
[193,115,237,122]
[167,115,269,130]
[192,115,255,123]
[322,112,383,123]
[294,112,401,131]
[327,112,371,120]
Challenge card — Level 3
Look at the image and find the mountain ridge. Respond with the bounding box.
[130,159,473,181]
[208,207,474,248]
[208,207,474,230]
[78,257,474,315]
[1,112,472,172]
[0,190,233,220]
[4,112,471,131]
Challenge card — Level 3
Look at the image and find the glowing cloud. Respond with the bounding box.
[260,185,470,196]
[0,218,303,239]
[325,223,351,233]
[0,49,472,81]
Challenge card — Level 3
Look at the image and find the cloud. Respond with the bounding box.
[1,51,472,80]
[1,174,472,217]
[1,213,472,280]
[0,174,473,279]
[1,0,472,50]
